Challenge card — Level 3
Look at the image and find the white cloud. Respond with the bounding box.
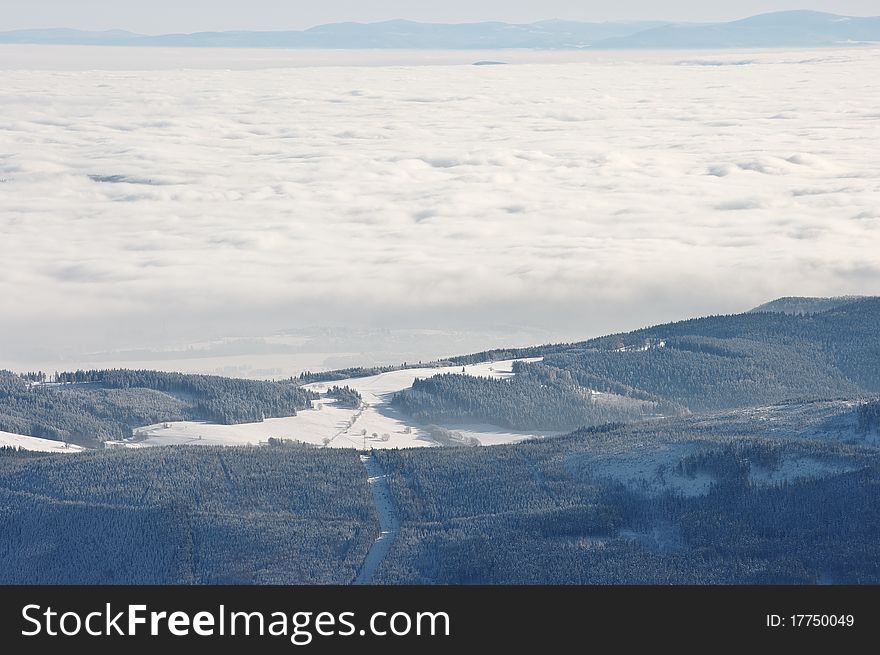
[1,47,879,366]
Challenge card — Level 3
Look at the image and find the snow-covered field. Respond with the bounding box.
[131,358,546,449]
[573,442,715,498]
[0,430,84,453]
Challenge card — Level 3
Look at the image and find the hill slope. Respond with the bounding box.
[2,399,878,584]
[0,370,317,446]
[1,297,879,584]
[749,296,868,315]
[0,445,374,584]
[3,297,877,441]
[395,297,880,430]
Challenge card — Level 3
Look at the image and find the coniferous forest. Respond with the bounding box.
[0,446,374,584]
[0,369,317,445]
[371,419,880,583]
[2,402,877,584]
[1,296,879,584]
[393,297,880,430]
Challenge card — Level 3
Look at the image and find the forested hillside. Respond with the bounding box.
[0,370,317,445]
[394,371,662,431]
[1,398,877,584]
[0,445,374,584]
[539,336,859,412]
[393,297,880,431]
[372,403,880,584]
[749,296,866,315]
[858,400,880,435]
[1,297,877,585]
[4,297,875,444]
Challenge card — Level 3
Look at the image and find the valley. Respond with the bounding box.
[1,296,879,584]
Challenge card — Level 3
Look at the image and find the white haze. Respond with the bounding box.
[1,46,879,375]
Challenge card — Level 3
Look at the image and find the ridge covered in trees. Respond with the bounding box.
[0,445,374,584]
[4,399,875,584]
[394,371,661,431]
[392,297,880,431]
[0,369,317,445]
[858,399,880,435]
[371,404,880,584]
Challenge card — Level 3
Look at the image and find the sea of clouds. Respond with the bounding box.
[1,47,879,370]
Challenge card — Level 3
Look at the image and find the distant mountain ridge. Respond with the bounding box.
[600,10,880,49]
[0,20,662,49]
[2,11,879,50]
[750,296,871,315]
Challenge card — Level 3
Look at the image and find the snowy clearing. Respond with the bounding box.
[0,430,84,453]
[749,456,855,486]
[567,442,713,498]
[131,358,547,449]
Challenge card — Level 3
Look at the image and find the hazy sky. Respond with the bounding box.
[1,1,879,33]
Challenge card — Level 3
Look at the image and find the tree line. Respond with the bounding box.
[0,369,318,445]
[390,300,880,431]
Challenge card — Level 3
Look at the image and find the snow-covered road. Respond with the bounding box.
[353,453,400,585]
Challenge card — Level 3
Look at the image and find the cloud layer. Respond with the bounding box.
[1,48,879,363]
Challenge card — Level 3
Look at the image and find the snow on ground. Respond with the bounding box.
[435,423,551,447]
[567,442,713,498]
[0,430,84,453]
[132,358,547,449]
[686,400,868,443]
[305,357,536,397]
[353,453,400,584]
[749,456,855,486]
[619,521,686,554]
